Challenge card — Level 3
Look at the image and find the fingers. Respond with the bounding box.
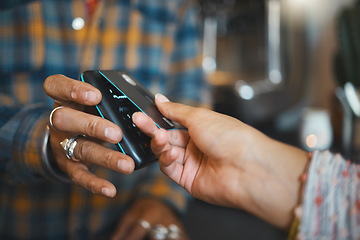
[111,219,147,240]
[111,197,188,240]
[132,111,190,185]
[51,133,134,196]
[154,94,196,127]
[65,160,117,197]
[53,136,134,197]
[50,106,122,143]
[73,137,135,174]
[111,201,150,240]
[132,112,159,138]
[166,129,190,148]
[45,74,134,197]
[132,112,173,157]
[149,130,188,186]
[158,147,186,186]
[132,112,189,147]
[150,129,171,154]
[43,74,101,105]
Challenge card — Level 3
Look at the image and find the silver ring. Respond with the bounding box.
[168,224,181,240]
[60,135,83,161]
[138,219,151,231]
[150,224,168,240]
[138,219,182,240]
[49,106,64,129]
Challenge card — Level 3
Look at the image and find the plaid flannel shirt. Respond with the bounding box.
[0,0,210,239]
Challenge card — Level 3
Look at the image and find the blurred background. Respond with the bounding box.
[183,0,359,239]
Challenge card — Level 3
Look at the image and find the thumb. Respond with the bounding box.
[155,94,195,128]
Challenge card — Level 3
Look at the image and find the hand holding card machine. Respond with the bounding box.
[81,70,183,169]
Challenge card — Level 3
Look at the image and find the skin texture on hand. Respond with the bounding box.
[43,74,135,197]
[111,197,188,240]
[133,94,309,230]
[44,75,187,240]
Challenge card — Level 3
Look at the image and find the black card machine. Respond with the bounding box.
[81,70,183,169]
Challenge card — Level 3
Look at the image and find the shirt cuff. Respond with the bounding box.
[41,125,72,183]
[12,108,70,183]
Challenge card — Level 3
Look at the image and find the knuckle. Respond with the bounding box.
[69,85,78,100]
[85,119,99,136]
[87,180,97,194]
[70,170,82,185]
[70,81,84,100]
[102,151,115,169]
[77,140,92,161]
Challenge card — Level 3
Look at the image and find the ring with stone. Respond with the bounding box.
[60,135,84,162]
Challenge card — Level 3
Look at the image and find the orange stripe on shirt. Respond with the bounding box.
[29,2,44,69]
[14,73,31,104]
[125,10,141,70]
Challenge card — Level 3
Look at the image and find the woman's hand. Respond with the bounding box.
[133,94,309,230]
[43,74,135,197]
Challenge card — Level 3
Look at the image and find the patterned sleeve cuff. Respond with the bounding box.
[295,150,360,239]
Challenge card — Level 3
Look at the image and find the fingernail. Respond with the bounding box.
[155,93,169,103]
[84,91,98,102]
[118,160,133,173]
[102,187,115,197]
[132,112,138,121]
[105,127,121,142]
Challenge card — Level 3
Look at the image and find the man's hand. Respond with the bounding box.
[111,197,188,240]
[43,74,135,197]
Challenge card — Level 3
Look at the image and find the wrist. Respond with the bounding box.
[238,134,309,230]
[41,126,71,183]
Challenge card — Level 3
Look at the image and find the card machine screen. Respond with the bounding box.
[81,70,182,169]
